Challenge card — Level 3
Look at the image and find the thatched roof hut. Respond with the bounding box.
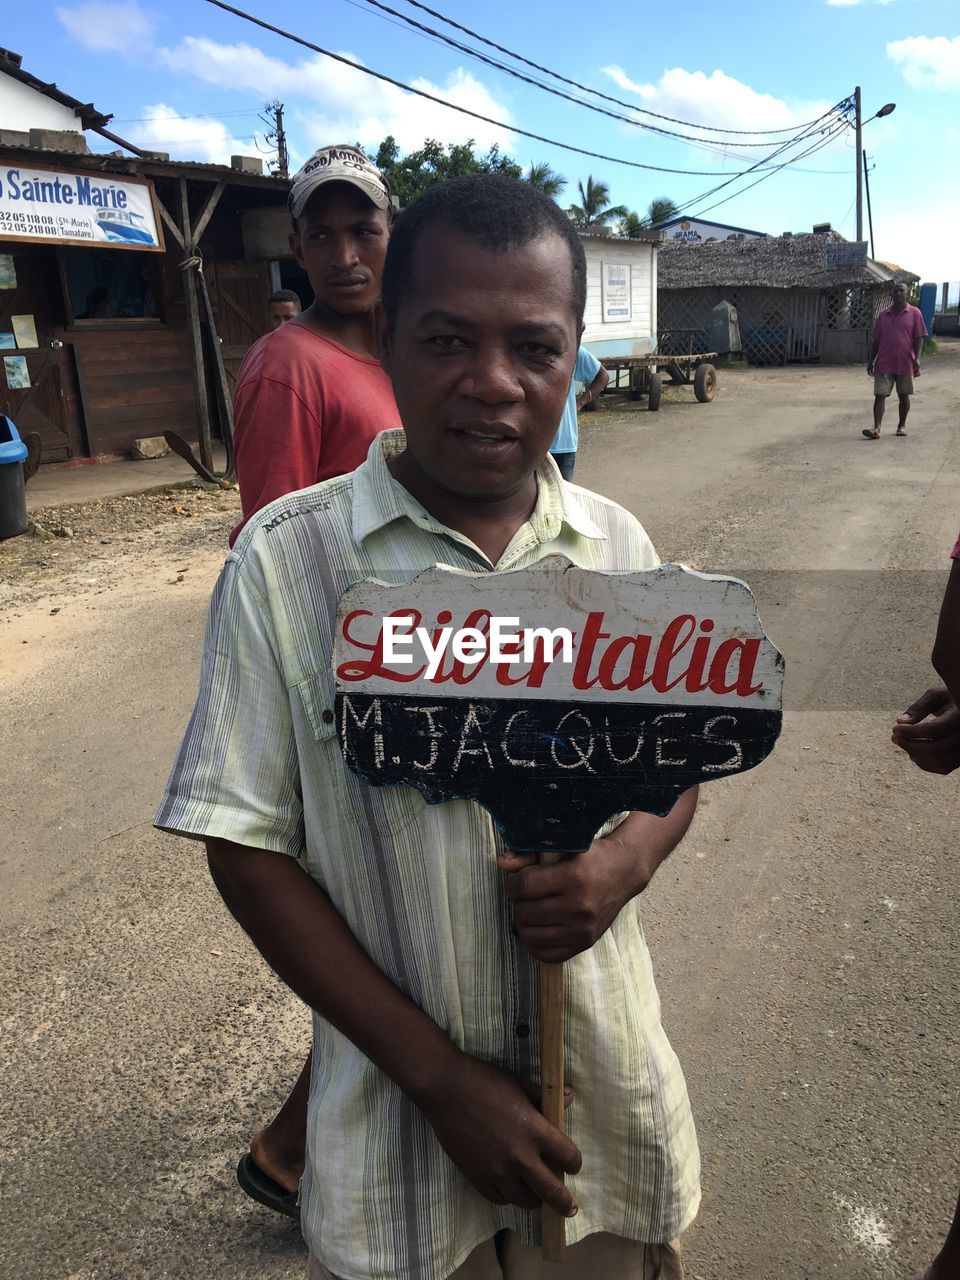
[658,233,919,365]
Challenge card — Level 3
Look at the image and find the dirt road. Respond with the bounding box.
[2,348,958,1279]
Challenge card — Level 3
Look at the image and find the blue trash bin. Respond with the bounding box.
[0,416,29,540]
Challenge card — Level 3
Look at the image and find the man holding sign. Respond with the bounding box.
[157,176,701,1278]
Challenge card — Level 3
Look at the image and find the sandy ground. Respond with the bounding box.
[1,347,959,1279]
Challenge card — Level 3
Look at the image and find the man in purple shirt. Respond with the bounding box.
[863,281,927,440]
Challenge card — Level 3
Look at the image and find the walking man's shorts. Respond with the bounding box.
[874,372,914,396]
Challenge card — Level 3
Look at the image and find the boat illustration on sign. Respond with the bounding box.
[95,208,156,246]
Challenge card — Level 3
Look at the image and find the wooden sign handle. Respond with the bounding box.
[539,850,566,1261]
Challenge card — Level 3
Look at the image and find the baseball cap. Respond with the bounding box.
[289,145,396,220]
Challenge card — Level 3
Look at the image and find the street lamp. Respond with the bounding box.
[854,88,896,244]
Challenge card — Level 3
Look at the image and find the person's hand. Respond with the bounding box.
[497,836,651,963]
[867,361,875,376]
[891,686,960,774]
[913,359,922,377]
[419,1053,582,1214]
[576,393,589,411]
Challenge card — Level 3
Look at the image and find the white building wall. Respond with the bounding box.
[0,75,82,132]
[580,237,657,358]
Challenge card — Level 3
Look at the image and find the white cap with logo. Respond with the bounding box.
[289,145,396,220]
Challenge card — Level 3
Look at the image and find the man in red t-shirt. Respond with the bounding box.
[229,146,401,1216]
[862,281,927,440]
[229,145,402,546]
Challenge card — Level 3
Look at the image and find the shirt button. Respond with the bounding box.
[515,1021,530,1039]
[321,709,334,724]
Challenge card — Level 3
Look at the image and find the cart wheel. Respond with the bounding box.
[694,362,717,403]
[647,371,662,412]
[629,367,644,401]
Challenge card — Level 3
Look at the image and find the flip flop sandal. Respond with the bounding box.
[862,429,880,439]
[236,1153,300,1218]
[896,428,907,436]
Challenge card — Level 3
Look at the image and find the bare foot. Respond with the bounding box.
[250,1125,304,1195]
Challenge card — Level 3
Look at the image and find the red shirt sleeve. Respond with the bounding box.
[231,374,323,544]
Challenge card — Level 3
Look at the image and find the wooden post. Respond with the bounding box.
[179,177,214,475]
[539,850,566,1261]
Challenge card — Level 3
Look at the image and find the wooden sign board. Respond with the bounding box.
[333,556,784,851]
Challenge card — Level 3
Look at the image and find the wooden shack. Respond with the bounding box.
[578,231,660,362]
[0,144,291,466]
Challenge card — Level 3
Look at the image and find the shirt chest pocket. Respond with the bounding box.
[294,671,428,838]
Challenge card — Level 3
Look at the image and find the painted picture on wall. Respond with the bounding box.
[3,355,31,390]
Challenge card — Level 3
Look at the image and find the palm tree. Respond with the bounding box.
[619,210,647,239]
[567,176,627,229]
[642,197,679,229]
[525,161,566,200]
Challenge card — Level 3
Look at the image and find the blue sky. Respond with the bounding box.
[7,0,959,281]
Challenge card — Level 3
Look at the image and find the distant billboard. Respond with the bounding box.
[826,242,868,269]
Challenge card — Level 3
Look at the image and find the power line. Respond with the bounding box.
[675,121,849,222]
[110,108,265,122]
[662,118,849,219]
[357,0,840,151]
[203,0,849,183]
[393,0,842,138]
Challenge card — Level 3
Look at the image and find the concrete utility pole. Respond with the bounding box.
[855,86,863,244]
[262,100,289,179]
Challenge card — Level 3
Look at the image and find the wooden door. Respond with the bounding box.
[0,246,82,461]
[205,261,272,391]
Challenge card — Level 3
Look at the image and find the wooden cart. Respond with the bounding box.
[601,351,718,412]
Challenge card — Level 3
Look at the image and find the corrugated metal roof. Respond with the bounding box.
[0,141,290,191]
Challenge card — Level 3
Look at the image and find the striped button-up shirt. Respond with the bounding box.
[156,431,700,1280]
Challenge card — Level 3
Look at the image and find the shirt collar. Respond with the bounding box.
[352,430,605,549]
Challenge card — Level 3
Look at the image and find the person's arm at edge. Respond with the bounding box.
[932,558,960,703]
[892,560,960,772]
[498,787,698,963]
[205,837,583,1212]
[867,335,880,375]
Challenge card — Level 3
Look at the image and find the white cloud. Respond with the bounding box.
[157,37,514,155]
[872,205,959,283]
[602,66,832,145]
[56,0,155,52]
[887,35,960,89]
[127,104,253,164]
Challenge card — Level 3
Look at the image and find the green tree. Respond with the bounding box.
[525,161,566,200]
[642,196,679,228]
[566,176,628,229]
[373,135,522,207]
[619,211,647,239]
